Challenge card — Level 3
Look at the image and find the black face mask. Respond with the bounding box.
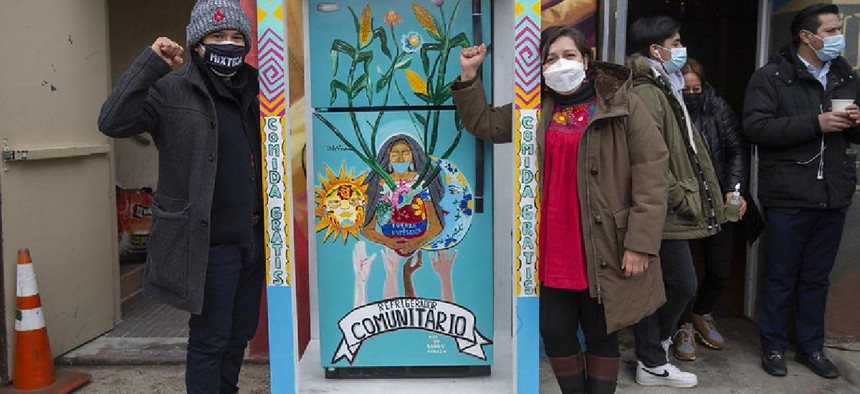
[683,92,704,116]
[201,42,247,77]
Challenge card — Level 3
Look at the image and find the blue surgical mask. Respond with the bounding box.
[391,162,411,173]
[810,33,845,62]
[657,45,687,74]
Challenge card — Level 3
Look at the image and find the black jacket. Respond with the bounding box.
[693,85,748,194]
[99,48,262,313]
[743,44,860,209]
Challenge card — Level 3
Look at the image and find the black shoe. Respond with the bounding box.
[796,351,839,379]
[762,351,787,376]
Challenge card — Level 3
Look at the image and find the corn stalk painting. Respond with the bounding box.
[313,0,471,201]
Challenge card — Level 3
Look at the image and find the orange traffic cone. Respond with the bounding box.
[0,249,90,393]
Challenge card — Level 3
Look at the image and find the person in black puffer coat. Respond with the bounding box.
[743,3,860,380]
[671,59,749,363]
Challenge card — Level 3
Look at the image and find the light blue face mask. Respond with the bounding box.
[810,33,845,62]
[657,45,688,74]
[391,162,411,173]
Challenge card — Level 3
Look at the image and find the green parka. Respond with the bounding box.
[626,55,726,240]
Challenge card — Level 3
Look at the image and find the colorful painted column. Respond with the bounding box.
[513,1,541,393]
[256,1,299,393]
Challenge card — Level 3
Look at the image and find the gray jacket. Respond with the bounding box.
[99,48,251,314]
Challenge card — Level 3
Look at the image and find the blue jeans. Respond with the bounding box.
[759,207,847,355]
[186,228,264,394]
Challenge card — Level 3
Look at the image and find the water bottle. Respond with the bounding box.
[725,183,741,222]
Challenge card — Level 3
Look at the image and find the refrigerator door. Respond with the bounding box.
[308,0,492,109]
[312,110,493,368]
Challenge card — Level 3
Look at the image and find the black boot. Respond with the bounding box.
[549,353,585,394]
[586,354,620,394]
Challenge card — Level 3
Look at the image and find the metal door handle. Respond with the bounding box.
[475,142,484,213]
[1,138,110,171]
[471,0,486,214]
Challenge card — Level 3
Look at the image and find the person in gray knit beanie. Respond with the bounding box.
[99,0,263,393]
[186,0,253,49]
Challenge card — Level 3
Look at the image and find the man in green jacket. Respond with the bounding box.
[625,16,726,389]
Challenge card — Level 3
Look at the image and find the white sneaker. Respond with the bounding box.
[635,360,698,388]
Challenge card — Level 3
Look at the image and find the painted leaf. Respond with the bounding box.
[421,47,431,74]
[330,80,350,106]
[414,92,432,104]
[376,74,391,93]
[405,69,428,96]
[415,113,428,128]
[419,43,440,74]
[373,27,391,59]
[330,49,339,76]
[436,86,452,104]
[359,4,372,47]
[330,39,357,76]
[352,75,368,99]
[412,3,441,41]
[395,58,413,70]
[356,51,373,65]
[448,32,471,49]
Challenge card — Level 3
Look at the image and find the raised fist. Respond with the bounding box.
[459,43,487,82]
[151,37,184,68]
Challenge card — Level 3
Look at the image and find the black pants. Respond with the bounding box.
[634,240,697,367]
[186,227,265,394]
[680,222,735,324]
[759,207,847,354]
[540,286,619,358]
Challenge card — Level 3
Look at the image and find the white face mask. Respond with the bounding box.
[543,58,586,94]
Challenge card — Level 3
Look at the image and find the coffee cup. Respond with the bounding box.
[832,99,855,113]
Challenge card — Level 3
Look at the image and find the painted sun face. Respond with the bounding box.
[324,184,365,228]
[314,164,369,243]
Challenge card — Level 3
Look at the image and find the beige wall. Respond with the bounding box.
[0,0,119,376]
[107,0,195,189]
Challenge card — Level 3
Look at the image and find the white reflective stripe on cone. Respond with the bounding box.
[16,263,39,298]
[15,308,46,331]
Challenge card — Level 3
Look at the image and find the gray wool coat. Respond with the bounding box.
[98,48,258,314]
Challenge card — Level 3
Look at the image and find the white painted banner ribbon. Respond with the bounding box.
[332,297,492,364]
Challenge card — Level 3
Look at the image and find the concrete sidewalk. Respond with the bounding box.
[59,316,860,393]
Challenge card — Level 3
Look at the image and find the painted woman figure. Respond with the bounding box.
[451,27,669,393]
[362,134,445,257]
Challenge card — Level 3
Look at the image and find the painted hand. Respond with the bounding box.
[431,250,457,303]
[382,248,400,276]
[404,251,423,276]
[430,249,457,279]
[352,240,376,283]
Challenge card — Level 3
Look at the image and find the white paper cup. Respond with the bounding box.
[832,99,854,112]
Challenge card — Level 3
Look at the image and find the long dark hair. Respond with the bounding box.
[363,134,445,228]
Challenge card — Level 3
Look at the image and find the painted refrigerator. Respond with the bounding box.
[308,0,494,377]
